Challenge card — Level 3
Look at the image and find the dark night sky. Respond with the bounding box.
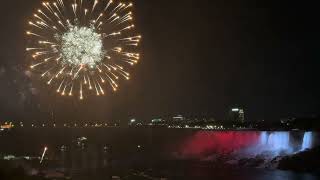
[0,0,319,123]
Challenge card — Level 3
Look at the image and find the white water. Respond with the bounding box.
[260,132,291,151]
[258,131,314,156]
[267,132,290,151]
[301,132,313,151]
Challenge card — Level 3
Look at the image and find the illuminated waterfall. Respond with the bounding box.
[301,132,313,151]
[258,132,291,154]
[258,131,315,155]
[267,132,290,151]
[260,131,268,145]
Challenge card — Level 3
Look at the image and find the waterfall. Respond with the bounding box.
[267,132,290,151]
[301,132,313,151]
[220,131,315,158]
[257,132,291,155]
[260,131,268,145]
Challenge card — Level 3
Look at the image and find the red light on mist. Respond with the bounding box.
[177,131,260,158]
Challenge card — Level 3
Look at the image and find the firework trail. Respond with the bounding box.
[40,146,48,163]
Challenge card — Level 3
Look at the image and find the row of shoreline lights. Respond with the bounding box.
[3,123,225,129]
[1,122,119,128]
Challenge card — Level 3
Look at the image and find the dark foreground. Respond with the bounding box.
[1,128,320,179]
[1,159,319,180]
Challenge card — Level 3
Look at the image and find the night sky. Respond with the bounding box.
[0,0,319,123]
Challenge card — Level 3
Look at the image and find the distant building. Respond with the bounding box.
[0,122,14,129]
[173,115,184,121]
[128,119,142,127]
[128,119,137,126]
[151,118,165,126]
[228,108,245,123]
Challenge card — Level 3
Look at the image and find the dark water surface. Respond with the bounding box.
[70,167,319,180]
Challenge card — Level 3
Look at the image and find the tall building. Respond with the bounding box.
[228,108,245,123]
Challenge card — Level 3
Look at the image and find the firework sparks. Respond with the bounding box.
[26,0,141,99]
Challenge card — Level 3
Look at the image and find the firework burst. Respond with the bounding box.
[26,0,141,99]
